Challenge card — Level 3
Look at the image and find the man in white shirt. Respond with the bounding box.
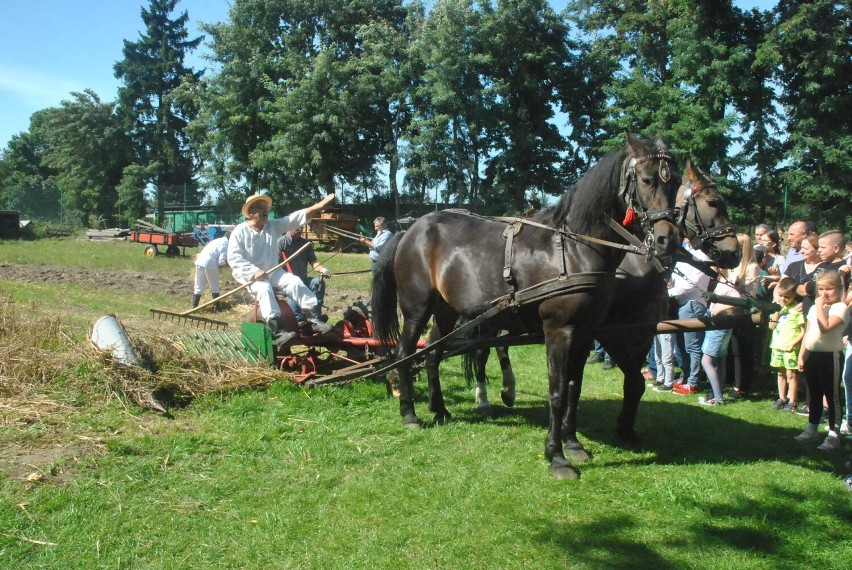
[193,233,230,312]
[668,239,712,394]
[228,193,335,345]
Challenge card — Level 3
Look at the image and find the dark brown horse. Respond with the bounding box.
[371,135,681,479]
[471,159,740,456]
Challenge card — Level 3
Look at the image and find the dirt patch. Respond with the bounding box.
[0,262,188,296]
[0,261,368,318]
[0,441,95,484]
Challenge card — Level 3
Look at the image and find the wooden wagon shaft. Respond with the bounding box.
[439,312,763,359]
[323,225,364,241]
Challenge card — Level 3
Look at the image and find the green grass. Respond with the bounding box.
[1,239,851,569]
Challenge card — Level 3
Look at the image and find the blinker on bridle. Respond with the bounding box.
[620,152,678,260]
[677,179,735,261]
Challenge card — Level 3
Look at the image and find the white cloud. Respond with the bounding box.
[0,63,90,108]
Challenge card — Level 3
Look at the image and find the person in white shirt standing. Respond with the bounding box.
[192,233,230,312]
[668,239,712,395]
[228,193,335,345]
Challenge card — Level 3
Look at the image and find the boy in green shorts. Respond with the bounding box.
[769,276,805,411]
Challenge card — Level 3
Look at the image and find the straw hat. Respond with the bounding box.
[241,194,273,217]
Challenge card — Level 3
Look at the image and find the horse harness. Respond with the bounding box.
[619,152,679,258]
[676,178,735,262]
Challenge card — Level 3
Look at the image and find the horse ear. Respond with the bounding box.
[684,158,697,179]
[626,132,645,155]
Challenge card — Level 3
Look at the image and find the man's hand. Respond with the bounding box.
[320,268,331,278]
[252,269,268,282]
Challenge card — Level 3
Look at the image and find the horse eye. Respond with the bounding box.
[706,200,718,208]
[642,177,653,185]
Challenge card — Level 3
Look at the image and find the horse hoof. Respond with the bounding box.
[476,403,493,415]
[550,458,580,480]
[402,415,423,429]
[434,412,453,424]
[616,428,643,451]
[567,448,591,462]
[501,390,515,408]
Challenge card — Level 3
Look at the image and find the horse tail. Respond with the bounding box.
[461,326,486,387]
[371,233,402,344]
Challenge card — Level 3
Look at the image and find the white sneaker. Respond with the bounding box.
[840,421,851,435]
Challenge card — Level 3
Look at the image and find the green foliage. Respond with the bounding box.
[2,0,850,232]
[114,0,204,222]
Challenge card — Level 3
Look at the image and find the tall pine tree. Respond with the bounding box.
[114,0,202,224]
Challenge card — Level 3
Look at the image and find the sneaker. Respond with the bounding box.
[840,421,852,435]
[601,361,616,370]
[793,429,821,443]
[771,398,788,410]
[843,474,852,493]
[654,383,673,392]
[794,404,810,417]
[673,378,685,389]
[699,396,724,406]
[816,435,842,451]
[729,389,747,400]
[674,385,699,395]
[783,402,798,413]
[587,354,604,364]
[641,368,655,381]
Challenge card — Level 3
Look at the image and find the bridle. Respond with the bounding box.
[619,152,679,260]
[676,178,735,262]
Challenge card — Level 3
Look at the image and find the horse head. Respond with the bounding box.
[620,134,681,261]
[676,159,740,268]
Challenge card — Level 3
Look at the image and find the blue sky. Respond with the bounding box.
[0,0,775,152]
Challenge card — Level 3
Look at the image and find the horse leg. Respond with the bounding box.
[495,340,516,408]
[425,308,457,423]
[560,347,590,463]
[545,326,588,479]
[608,338,650,451]
[396,318,426,428]
[473,347,492,413]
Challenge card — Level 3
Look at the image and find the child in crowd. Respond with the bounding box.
[795,270,850,450]
[698,268,742,406]
[768,277,805,412]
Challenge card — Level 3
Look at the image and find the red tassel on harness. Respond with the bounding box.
[622,208,638,227]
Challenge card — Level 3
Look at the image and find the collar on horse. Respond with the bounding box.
[676,179,735,262]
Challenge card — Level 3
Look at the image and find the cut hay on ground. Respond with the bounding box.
[0,296,293,418]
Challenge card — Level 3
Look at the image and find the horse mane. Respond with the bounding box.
[534,148,626,235]
[534,137,673,235]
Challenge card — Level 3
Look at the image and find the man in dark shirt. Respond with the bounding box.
[278,226,331,317]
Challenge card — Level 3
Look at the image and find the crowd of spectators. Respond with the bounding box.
[586,220,852,485]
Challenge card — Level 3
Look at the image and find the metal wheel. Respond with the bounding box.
[166,245,181,256]
[143,245,158,258]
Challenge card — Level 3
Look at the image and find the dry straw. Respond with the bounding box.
[0,296,290,420]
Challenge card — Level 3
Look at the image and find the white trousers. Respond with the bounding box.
[248,268,317,322]
[194,265,221,295]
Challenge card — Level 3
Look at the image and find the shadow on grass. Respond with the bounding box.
[530,484,851,567]
[408,379,849,476]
